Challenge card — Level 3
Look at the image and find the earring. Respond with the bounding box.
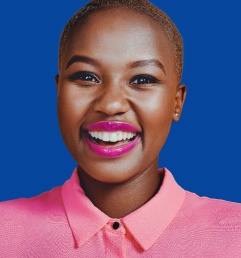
[175,113,178,116]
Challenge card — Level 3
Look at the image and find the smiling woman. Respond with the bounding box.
[56,5,185,189]
[0,0,241,257]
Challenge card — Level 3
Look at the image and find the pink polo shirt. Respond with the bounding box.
[0,168,241,257]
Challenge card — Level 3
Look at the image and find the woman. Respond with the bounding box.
[1,1,240,257]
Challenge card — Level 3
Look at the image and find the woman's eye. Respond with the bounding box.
[130,75,160,85]
[69,71,99,83]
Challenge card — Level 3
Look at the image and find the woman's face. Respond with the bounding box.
[57,7,185,183]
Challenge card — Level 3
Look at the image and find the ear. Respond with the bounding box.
[173,84,187,121]
[55,74,60,94]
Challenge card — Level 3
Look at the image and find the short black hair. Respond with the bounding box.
[58,0,183,82]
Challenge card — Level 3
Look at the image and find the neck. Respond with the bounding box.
[77,163,163,218]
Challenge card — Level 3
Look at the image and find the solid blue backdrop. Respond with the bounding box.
[0,0,240,202]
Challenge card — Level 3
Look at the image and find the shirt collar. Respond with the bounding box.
[61,168,186,250]
[122,168,186,250]
[61,169,110,247]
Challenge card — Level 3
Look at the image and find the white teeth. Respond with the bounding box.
[103,132,108,142]
[110,133,118,142]
[88,131,137,143]
[117,131,123,141]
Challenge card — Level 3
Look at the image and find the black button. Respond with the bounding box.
[112,222,120,230]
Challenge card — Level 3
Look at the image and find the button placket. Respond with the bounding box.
[104,220,126,257]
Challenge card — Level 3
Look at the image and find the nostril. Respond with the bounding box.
[94,97,130,116]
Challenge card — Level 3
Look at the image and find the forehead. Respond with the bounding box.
[63,7,175,76]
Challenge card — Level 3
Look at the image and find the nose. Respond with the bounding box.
[93,83,130,116]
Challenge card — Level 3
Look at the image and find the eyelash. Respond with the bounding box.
[68,72,160,86]
[130,74,160,85]
[69,71,100,83]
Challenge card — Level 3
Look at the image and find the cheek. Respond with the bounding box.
[136,88,174,125]
[135,89,174,151]
[57,88,89,140]
[58,87,85,126]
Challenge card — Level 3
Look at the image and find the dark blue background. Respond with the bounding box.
[0,1,240,202]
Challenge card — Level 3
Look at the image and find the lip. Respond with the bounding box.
[83,121,141,158]
[85,121,141,132]
[84,134,140,158]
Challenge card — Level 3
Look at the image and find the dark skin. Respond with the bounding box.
[77,161,164,218]
[56,7,186,218]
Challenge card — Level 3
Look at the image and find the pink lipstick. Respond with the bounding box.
[85,121,141,132]
[83,121,141,158]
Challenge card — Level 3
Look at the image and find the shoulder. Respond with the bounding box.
[181,191,241,225]
[0,186,65,232]
[184,191,241,215]
[0,186,72,255]
[168,191,241,254]
[0,186,63,214]
[179,191,241,238]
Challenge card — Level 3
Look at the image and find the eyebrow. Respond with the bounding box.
[129,59,166,74]
[65,55,166,74]
[65,55,100,70]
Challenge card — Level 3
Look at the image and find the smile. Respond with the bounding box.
[88,131,136,143]
[83,121,141,158]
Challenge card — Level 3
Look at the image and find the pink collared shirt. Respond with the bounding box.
[0,168,241,257]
